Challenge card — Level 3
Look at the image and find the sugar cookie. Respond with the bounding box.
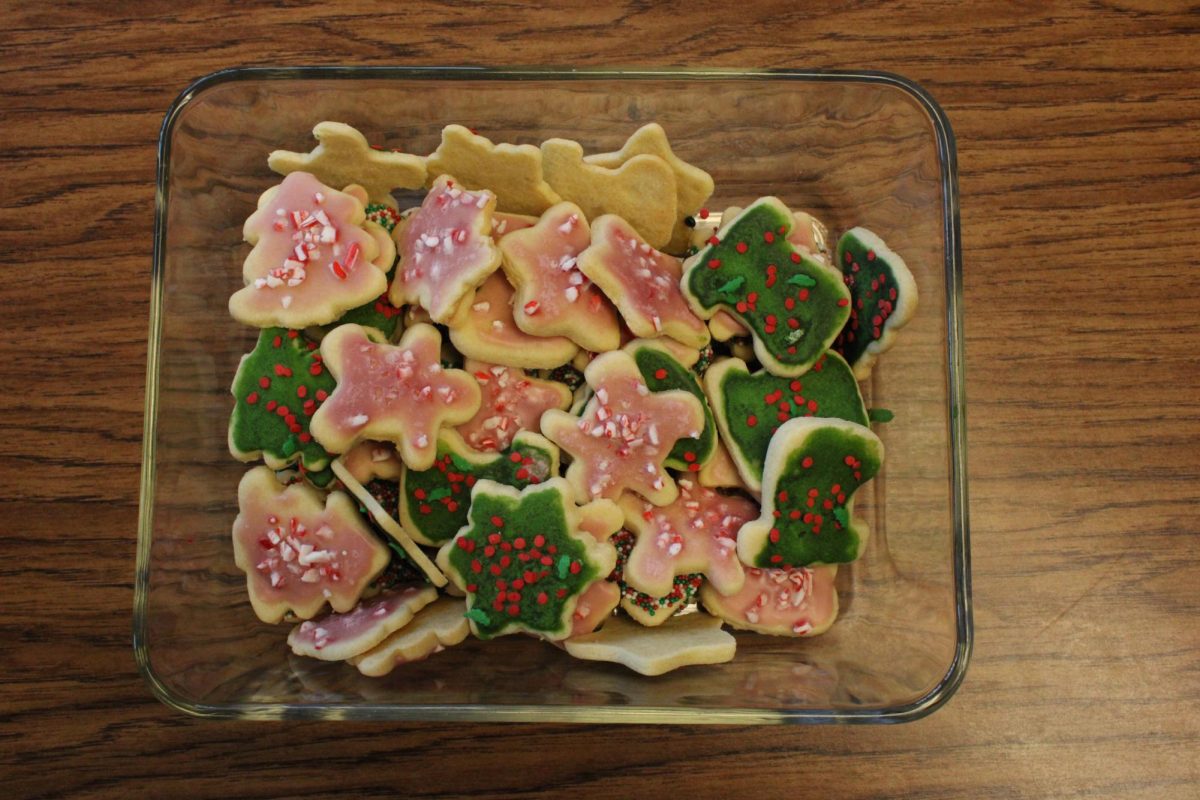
[832,227,918,379]
[268,121,426,204]
[610,529,701,627]
[425,125,562,216]
[701,564,838,637]
[622,338,715,472]
[456,361,571,452]
[287,584,438,660]
[563,612,735,676]
[349,597,472,676]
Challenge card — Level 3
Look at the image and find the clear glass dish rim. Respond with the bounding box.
[135,65,971,724]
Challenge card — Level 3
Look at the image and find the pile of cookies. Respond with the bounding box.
[227,121,917,677]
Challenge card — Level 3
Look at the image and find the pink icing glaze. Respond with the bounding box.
[456,359,570,452]
[500,202,621,352]
[448,272,579,369]
[231,467,389,623]
[701,564,838,637]
[391,175,500,322]
[580,215,708,348]
[541,351,705,505]
[620,477,755,597]
[310,323,481,470]
[232,172,388,327]
[289,585,435,658]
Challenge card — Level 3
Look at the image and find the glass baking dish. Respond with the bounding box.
[135,66,970,723]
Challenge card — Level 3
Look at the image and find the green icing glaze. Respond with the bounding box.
[714,351,867,486]
[631,346,716,471]
[400,435,557,546]
[833,229,905,367]
[752,424,882,566]
[685,199,850,374]
[230,328,336,472]
[445,484,600,639]
[326,292,404,340]
[868,407,894,423]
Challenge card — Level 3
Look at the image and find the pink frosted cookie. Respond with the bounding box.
[230,172,393,328]
[701,564,839,637]
[499,202,622,353]
[539,350,705,506]
[617,477,754,599]
[457,360,572,452]
[232,466,390,623]
[578,215,709,349]
[287,584,438,660]
[349,597,472,676]
[389,175,502,323]
[447,272,579,369]
[309,323,481,471]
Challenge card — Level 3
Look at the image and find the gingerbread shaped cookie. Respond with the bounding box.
[701,564,839,637]
[287,584,438,660]
[349,597,472,676]
[230,172,394,329]
[435,478,618,641]
[617,477,753,599]
[704,351,868,493]
[457,360,572,452]
[622,338,715,472]
[268,121,426,204]
[389,175,502,323]
[309,323,481,470]
[832,227,918,379]
[578,215,709,348]
[232,467,390,623]
[563,612,736,676]
[499,202,621,353]
[737,417,883,568]
[424,125,562,216]
[682,197,851,377]
[585,123,714,254]
[229,327,335,473]
[539,350,705,506]
[447,272,579,369]
[399,429,560,546]
[540,138,676,250]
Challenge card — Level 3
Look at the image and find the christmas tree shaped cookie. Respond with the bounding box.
[737,417,883,568]
[229,328,336,472]
[232,467,390,623]
[309,323,481,470]
[704,351,868,493]
[622,338,715,472]
[230,172,394,329]
[399,429,560,546]
[389,175,502,323]
[435,478,617,641]
[682,197,851,377]
[540,350,705,506]
[832,227,919,379]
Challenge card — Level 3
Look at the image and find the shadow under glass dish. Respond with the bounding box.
[137,67,969,723]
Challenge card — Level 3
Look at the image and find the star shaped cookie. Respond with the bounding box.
[499,202,621,353]
[585,123,714,254]
[268,121,426,204]
[579,215,709,349]
[425,125,562,216]
[389,175,502,323]
[540,350,705,506]
[309,323,481,470]
[563,612,736,676]
[617,476,755,598]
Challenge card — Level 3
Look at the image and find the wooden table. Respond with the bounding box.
[3,2,1198,797]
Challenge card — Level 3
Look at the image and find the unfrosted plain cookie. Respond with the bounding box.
[563,611,735,676]
[424,125,562,216]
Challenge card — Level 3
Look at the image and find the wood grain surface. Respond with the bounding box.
[2,1,1198,798]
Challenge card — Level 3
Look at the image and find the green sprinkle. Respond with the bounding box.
[716,275,746,296]
[786,274,817,288]
[450,453,473,471]
[786,328,806,344]
[281,437,297,457]
[427,487,452,501]
[557,554,572,579]
[833,507,850,528]
[464,607,491,626]
[868,408,895,423]
[385,539,410,562]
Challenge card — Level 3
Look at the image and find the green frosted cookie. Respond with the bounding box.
[622,339,716,472]
[323,292,405,341]
[704,351,868,493]
[682,197,850,377]
[435,478,617,641]
[737,417,883,567]
[832,227,918,380]
[229,328,336,472]
[399,430,560,546]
